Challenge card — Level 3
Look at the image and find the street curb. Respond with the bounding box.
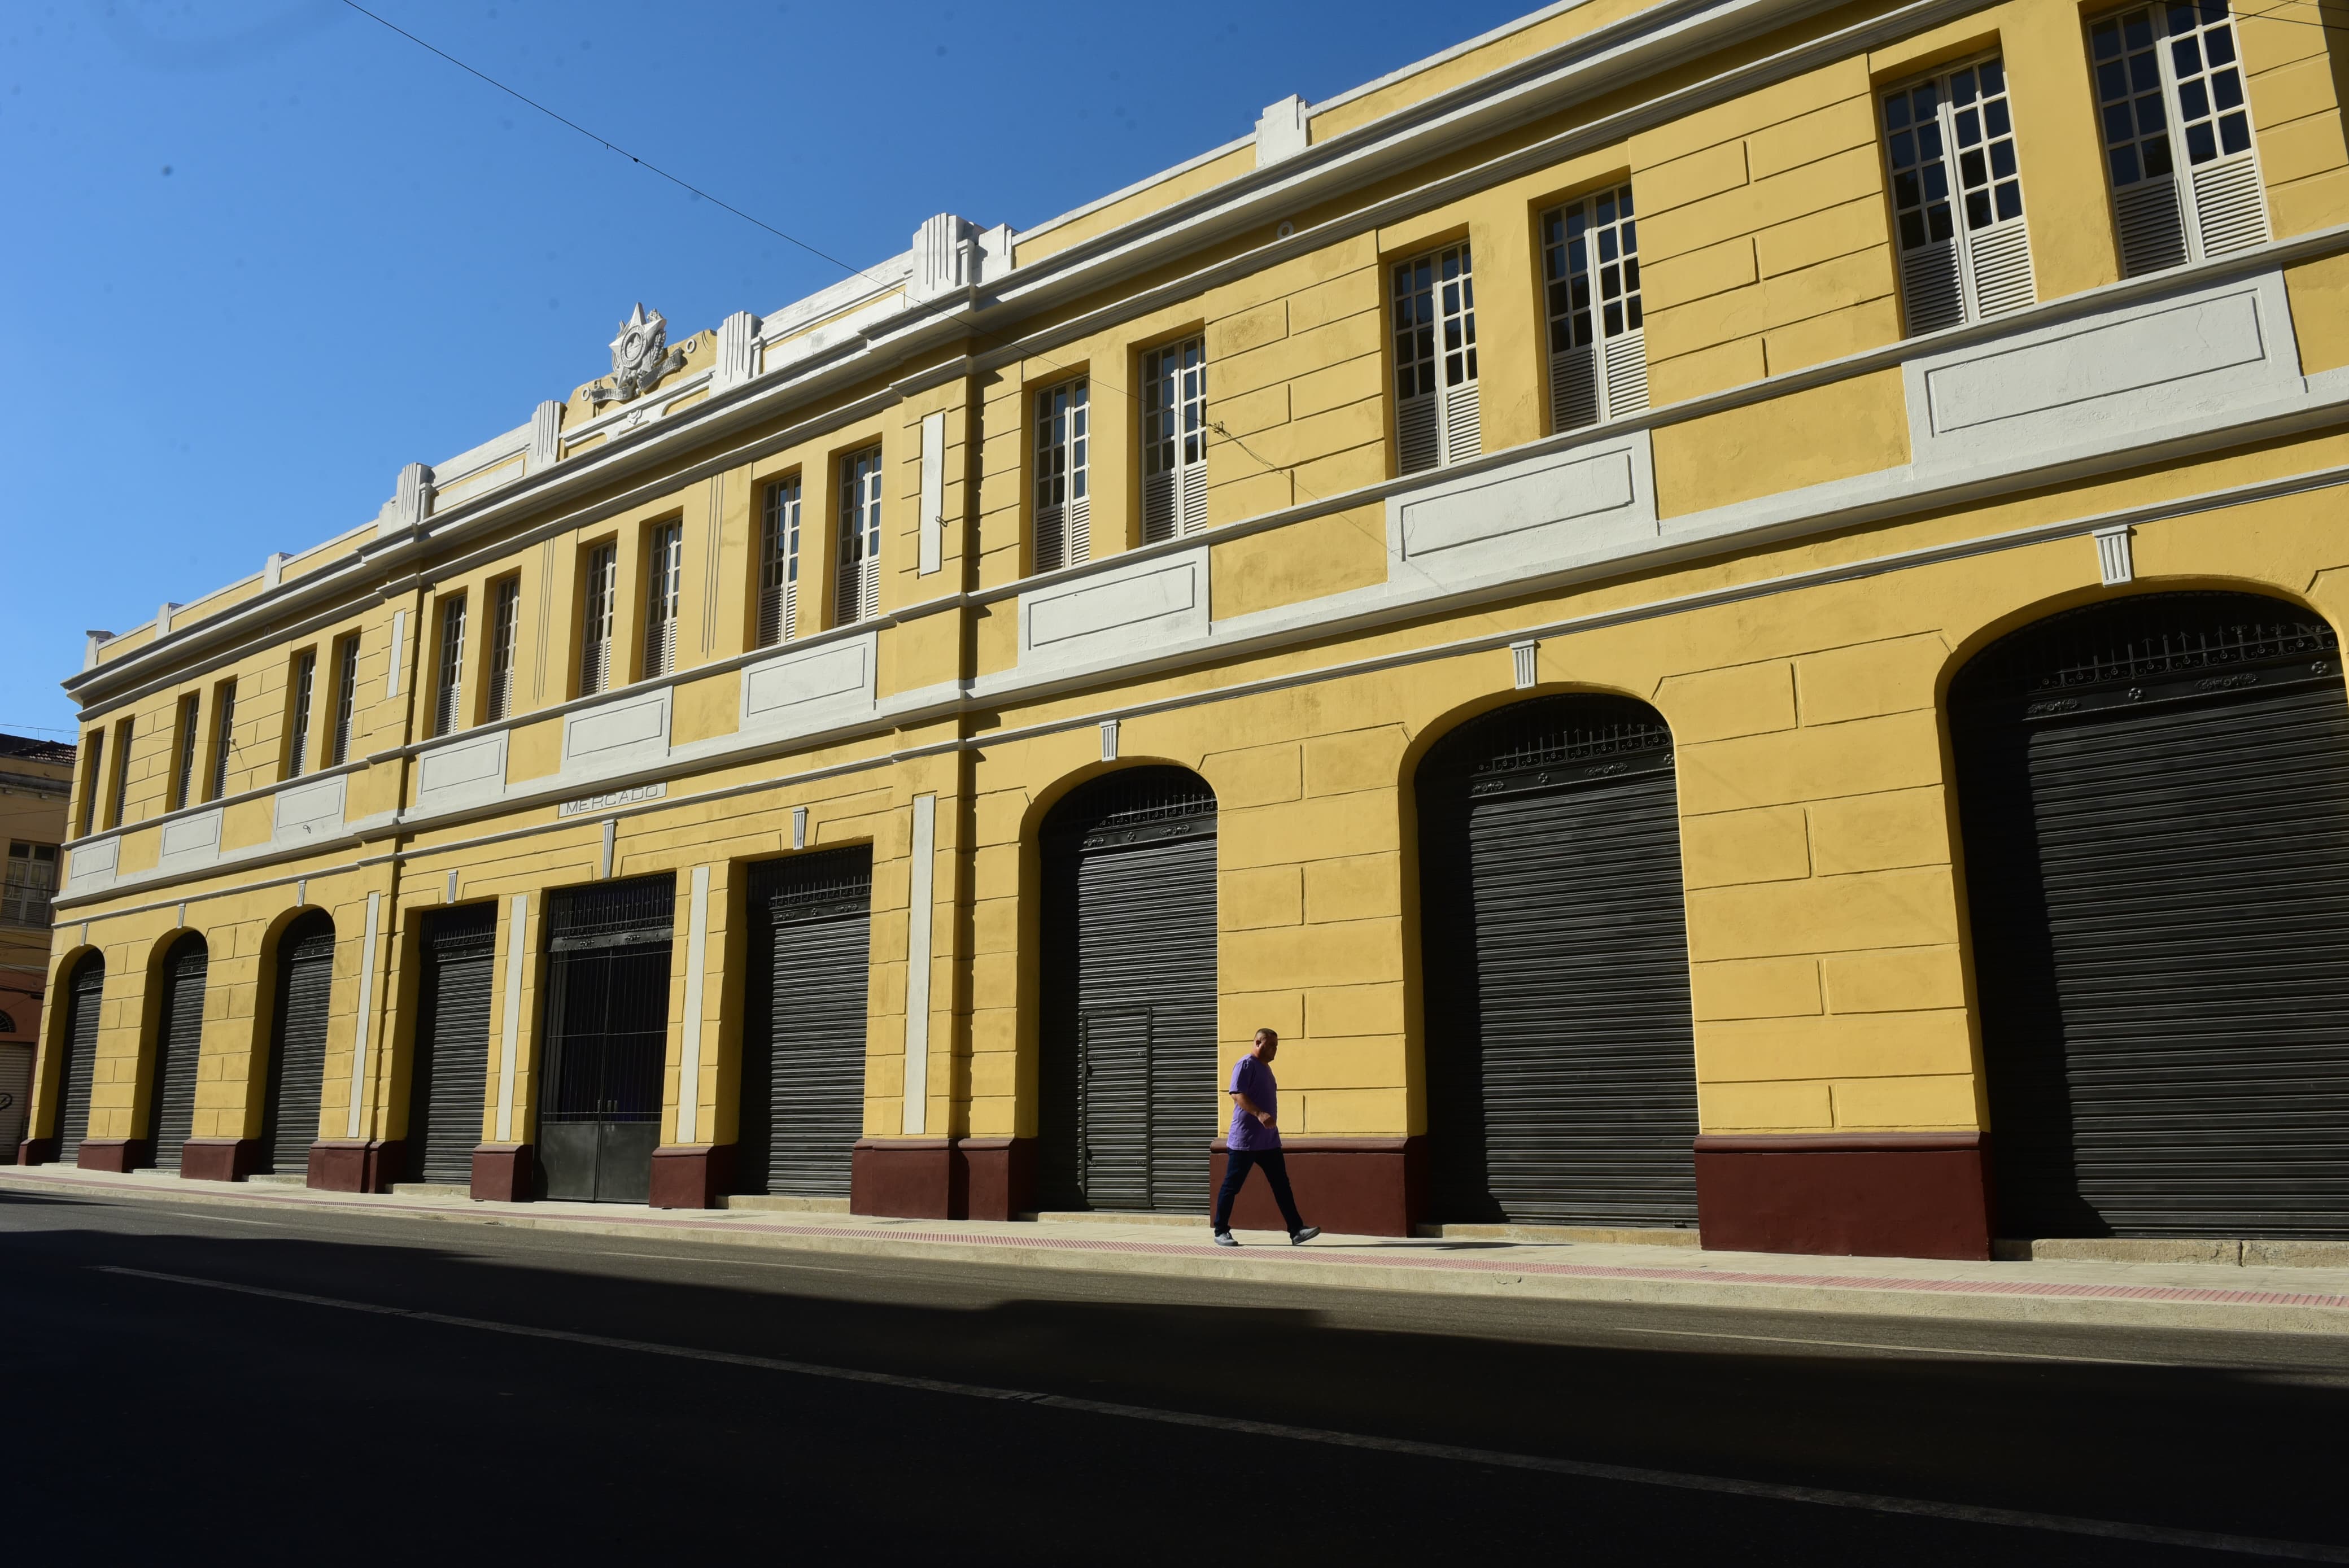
[9,1167,2349,1336]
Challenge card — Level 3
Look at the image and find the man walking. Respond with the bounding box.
[1213,1028,1321,1247]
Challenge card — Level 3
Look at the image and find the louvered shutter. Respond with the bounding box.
[739,849,871,1197]
[1550,345,1600,433]
[408,903,497,1183]
[1141,470,1175,543]
[1603,330,1650,417]
[149,936,208,1170]
[1180,464,1207,536]
[2189,156,2269,257]
[55,955,102,1164]
[261,912,335,1175]
[1442,381,1482,466]
[1964,219,2036,318]
[2115,180,2190,275]
[1396,393,1442,475]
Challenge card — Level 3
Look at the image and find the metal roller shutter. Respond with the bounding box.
[408,903,497,1184]
[1038,768,1218,1215]
[1420,697,1700,1228]
[1954,592,2349,1238]
[149,935,208,1171]
[541,876,674,1203]
[261,912,336,1176]
[739,849,871,1196]
[0,1046,30,1158]
[55,955,102,1165]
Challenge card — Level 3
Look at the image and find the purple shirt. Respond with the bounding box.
[1227,1054,1281,1151]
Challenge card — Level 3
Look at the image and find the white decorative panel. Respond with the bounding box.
[272,775,347,848]
[561,688,670,775]
[414,731,509,813]
[1386,431,1657,588]
[65,835,119,894]
[741,634,877,735]
[1907,271,2300,479]
[1020,545,1210,671]
[158,807,223,872]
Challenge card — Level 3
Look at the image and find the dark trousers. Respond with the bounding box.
[1214,1147,1306,1234]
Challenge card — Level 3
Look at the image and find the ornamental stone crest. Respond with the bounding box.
[590,303,688,407]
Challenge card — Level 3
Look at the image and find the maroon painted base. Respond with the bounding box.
[649,1144,735,1209]
[955,1136,1036,1222]
[470,1145,533,1203]
[1210,1137,1425,1238]
[17,1137,56,1166]
[180,1138,260,1182]
[307,1139,403,1194]
[852,1138,954,1218]
[77,1138,147,1173]
[1694,1133,1993,1260]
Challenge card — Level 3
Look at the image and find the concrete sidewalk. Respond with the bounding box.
[8,1161,2349,1336]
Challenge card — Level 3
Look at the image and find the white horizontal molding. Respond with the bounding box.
[560,687,671,780]
[1021,545,1210,672]
[271,775,348,848]
[1907,269,2302,481]
[1387,430,1657,587]
[157,807,224,873]
[741,632,877,735]
[413,731,509,815]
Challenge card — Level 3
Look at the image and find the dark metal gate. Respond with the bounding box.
[1953,591,2349,1238]
[261,911,335,1176]
[148,934,207,1171]
[55,953,102,1165]
[1419,696,1701,1228]
[541,875,674,1203]
[739,849,871,1197]
[408,903,497,1184]
[1038,767,1218,1214]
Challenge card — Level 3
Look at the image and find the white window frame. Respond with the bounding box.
[836,447,883,626]
[2,842,58,928]
[1882,54,2036,335]
[758,475,802,648]
[2091,0,2271,276]
[642,521,684,680]
[286,649,316,780]
[77,728,102,838]
[1033,378,1090,574]
[432,592,468,739]
[580,541,619,696]
[486,577,521,723]
[328,635,359,768]
[208,680,236,802]
[1141,338,1208,543]
[107,717,132,827]
[172,693,200,811]
[1542,184,1650,433]
[1392,242,1479,475]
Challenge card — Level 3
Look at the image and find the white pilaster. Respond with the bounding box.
[344,891,382,1139]
[494,893,529,1142]
[919,409,946,576]
[901,794,937,1136]
[676,865,713,1143]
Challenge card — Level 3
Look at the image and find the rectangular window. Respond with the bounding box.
[1141,338,1208,543]
[328,634,360,767]
[432,595,468,739]
[286,650,317,780]
[486,577,521,723]
[2092,1,2269,274]
[836,447,883,626]
[1033,379,1090,574]
[642,521,684,679]
[1543,184,1650,432]
[758,475,802,648]
[172,693,200,811]
[77,729,103,838]
[1884,58,2035,335]
[2,842,58,928]
[208,680,237,802]
[1392,243,1479,475]
[580,541,619,695]
[107,717,133,828]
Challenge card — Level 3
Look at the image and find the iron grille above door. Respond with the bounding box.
[1882,56,2035,334]
[1038,768,1219,1215]
[739,848,872,1198]
[408,902,497,1185]
[541,875,675,1203]
[1954,592,2349,1239]
[1418,697,1701,1229]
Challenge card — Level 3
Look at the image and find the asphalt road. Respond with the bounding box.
[5,1189,2347,1564]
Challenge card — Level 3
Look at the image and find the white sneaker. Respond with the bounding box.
[1290,1226,1321,1245]
[1213,1230,1239,1247]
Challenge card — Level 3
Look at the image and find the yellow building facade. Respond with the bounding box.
[27,0,2349,1256]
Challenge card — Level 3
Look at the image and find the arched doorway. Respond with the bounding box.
[53,953,103,1165]
[1951,591,2349,1238]
[147,933,208,1172]
[1417,695,1700,1228]
[1037,766,1218,1213]
[260,911,335,1177]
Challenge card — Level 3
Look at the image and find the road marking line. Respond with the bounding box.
[93,1264,2349,1563]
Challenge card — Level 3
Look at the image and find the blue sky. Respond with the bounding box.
[0,0,1535,740]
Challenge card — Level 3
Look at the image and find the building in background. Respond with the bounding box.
[22,0,2349,1258]
[0,735,73,1154]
